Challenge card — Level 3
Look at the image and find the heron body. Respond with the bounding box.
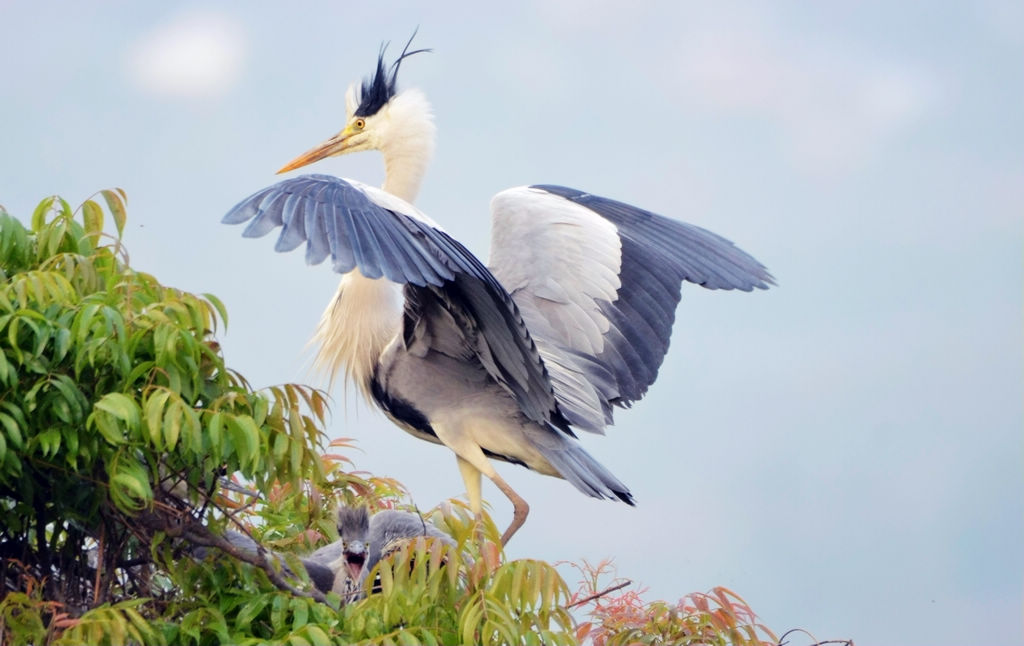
[225,37,773,544]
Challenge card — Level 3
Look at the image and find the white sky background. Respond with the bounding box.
[2,2,1022,644]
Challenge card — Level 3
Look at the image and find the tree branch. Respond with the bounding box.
[136,511,328,604]
[777,628,854,646]
[567,580,632,609]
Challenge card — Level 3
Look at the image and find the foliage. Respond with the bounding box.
[0,192,787,645]
[340,502,575,646]
[568,560,777,646]
[0,192,346,641]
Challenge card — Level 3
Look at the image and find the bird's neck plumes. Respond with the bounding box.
[312,271,402,404]
[377,89,436,203]
[313,92,432,400]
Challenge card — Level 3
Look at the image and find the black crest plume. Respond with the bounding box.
[354,30,431,117]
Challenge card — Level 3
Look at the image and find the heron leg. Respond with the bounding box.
[489,472,529,546]
[456,456,488,542]
[456,456,483,516]
[455,455,529,545]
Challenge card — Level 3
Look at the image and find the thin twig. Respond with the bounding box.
[777,627,853,646]
[567,580,632,609]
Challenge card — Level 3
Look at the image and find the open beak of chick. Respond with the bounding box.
[343,541,367,582]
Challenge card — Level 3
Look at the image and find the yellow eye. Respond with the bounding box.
[353,118,366,130]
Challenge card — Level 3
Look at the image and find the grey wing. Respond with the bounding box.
[307,539,344,565]
[224,174,562,428]
[489,185,774,433]
[195,530,335,592]
[364,510,456,575]
[224,174,455,284]
[298,558,337,593]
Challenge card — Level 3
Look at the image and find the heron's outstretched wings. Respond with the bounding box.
[223,174,561,428]
[489,185,774,433]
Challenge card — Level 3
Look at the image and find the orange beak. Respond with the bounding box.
[276,126,357,174]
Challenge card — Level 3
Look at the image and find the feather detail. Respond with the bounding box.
[311,270,403,403]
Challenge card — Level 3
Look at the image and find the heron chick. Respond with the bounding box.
[322,505,456,603]
[225,35,773,545]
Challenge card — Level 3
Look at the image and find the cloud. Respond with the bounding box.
[126,9,246,99]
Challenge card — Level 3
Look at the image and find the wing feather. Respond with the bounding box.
[276,192,307,252]
[224,174,562,428]
[302,196,330,265]
[489,185,773,432]
[322,200,357,273]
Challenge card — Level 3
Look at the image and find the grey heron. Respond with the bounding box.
[224,37,774,545]
[308,505,369,592]
[318,505,456,602]
[193,506,453,601]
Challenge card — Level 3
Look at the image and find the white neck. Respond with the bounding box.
[382,149,430,203]
[377,89,436,203]
[312,90,435,398]
[312,271,402,402]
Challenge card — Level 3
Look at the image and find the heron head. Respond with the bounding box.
[341,537,368,582]
[336,505,371,580]
[277,34,433,174]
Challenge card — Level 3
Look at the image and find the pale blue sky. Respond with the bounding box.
[2,3,1021,644]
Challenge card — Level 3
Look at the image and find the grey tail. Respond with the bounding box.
[538,440,635,505]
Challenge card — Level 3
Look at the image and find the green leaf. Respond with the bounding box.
[0,412,24,450]
[50,374,85,422]
[31,196,56,231]
[227,415,261,472]
[289,596,309,629]
[95,392,140,428]
[111,470,153,507]
[53,326,71,362]
[145,389,171,450]
[38,427,61,457]
[397,630,423,646]
[205,411,224,460]
[302,625,331,646]
[272,429,289,462]
[270,594,288,631]
[82,199,104,237]
[91,393,140,445]
[235,596,270,628]
[73,302,100,346]
[202,292,229,330]
[0,352,13,387]
[101,188,127,238]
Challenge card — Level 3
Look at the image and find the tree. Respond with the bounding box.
[0,192,790,645]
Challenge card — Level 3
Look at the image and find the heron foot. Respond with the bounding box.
[499,497,529,546]
[486,473,530,546]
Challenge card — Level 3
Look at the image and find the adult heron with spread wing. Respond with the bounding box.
[224,36,773,545]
